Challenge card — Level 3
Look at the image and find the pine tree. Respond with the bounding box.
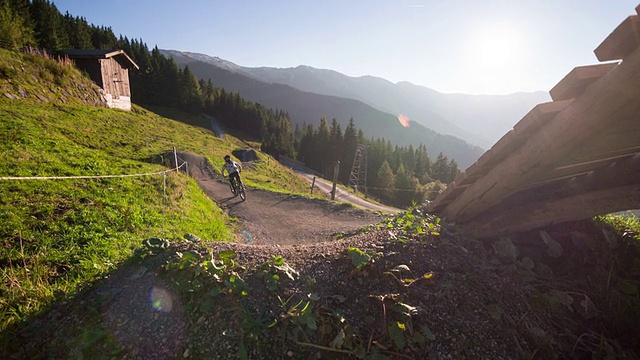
[63,13,92,48]
[414,144,431,183]
[177,65,203,112]
[447,158,460,183]
[316,117,331,176]
[297,124,316,166]
[90,25,117,49]
[366,138,390,193]
[261,113,296,159]
[376,160,396,201]
[0,0,35,49]
[395,164,424,206]
[432,153,451,183]
[29,0,69,50]
[405,144,416,175]
[125,38,152,104]
[329,118,343,172]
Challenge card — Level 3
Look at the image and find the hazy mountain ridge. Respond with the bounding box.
[162,50,487,167]
[241,65,551,148]
[166,51,550,148]
[164,51,246,74]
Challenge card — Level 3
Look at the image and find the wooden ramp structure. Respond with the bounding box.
[427,5,640,239]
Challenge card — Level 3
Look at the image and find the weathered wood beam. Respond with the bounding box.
[461,153,640,238]
[551,105,640,170]
[594,15,640,61]
[463,184,640,239]
[438,45,640,224]
[427,101,571,213]
[512,100,573,136]
[549,63,618,101]
[551,146,640,179]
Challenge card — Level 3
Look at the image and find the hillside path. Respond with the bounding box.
[297,172,400,214]
[178,152,388,245]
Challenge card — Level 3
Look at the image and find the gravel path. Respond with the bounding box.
[178,151,389,245]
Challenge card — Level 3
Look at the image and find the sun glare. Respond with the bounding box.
[461,22,528,93]
[471,24,523,68]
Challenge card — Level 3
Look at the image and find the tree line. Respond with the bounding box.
[296,118,458,205]
[0,0,459,206]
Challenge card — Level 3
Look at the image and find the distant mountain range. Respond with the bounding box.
[161,50,550,168]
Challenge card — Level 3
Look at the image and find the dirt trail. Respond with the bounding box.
[178,152,388,245]
[297,172,400,214]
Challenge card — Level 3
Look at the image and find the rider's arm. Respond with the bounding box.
[221,165,226,176]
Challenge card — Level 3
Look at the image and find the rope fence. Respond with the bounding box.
[0,148,188,235]
[0,164,185,181]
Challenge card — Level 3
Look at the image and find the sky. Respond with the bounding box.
[52,0,639,95]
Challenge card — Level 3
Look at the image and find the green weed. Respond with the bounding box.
[347,246,379,270]
[596,212,640,242]
[165,248,248,312]
[260,254,299,291]
[379,206,441,241]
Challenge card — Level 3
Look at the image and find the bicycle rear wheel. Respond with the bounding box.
[229,178,237,196]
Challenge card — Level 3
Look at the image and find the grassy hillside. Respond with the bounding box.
[0,49,311,332]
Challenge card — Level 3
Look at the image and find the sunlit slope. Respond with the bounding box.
[0,49,310,329]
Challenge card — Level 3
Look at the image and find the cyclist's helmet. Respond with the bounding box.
[224,155,231,162]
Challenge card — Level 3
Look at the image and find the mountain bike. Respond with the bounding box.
[229,175,246,201]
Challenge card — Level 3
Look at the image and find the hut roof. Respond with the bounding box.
[60,49,139,70]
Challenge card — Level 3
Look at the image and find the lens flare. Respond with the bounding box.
[398,114,410,128]
[149,286,173,313]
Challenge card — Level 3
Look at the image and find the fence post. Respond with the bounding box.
[311,176,316,194]
[173,147,178,170]
[330,161,340,200]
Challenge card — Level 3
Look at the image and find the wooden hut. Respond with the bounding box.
[60,49,139,110]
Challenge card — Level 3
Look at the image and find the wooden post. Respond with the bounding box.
[173,146,178,170]
[311,176,316,194]
[331,161,340,200]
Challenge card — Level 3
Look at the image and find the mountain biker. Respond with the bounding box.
[221,155,244,191]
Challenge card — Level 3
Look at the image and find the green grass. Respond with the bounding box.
[0,100,234,330]
[0,48,97,105]
[597,211,640,242]
[0,49,312,332]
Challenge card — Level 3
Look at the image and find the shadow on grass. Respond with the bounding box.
[0,246,190,360]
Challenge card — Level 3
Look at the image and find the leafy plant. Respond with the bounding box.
[347,247,374,270]
[139,237,170,257]
[75,328,124,358]
[277,293,318,333]
[596,212,640,242]
[372,294,434,353]
[240,307,277,344]
[384,264,435,288]
[165,249,248,304]
[260,255,299,291]
[379,206,441,241]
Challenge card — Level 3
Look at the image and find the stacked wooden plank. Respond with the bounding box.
[427,5,640,239]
